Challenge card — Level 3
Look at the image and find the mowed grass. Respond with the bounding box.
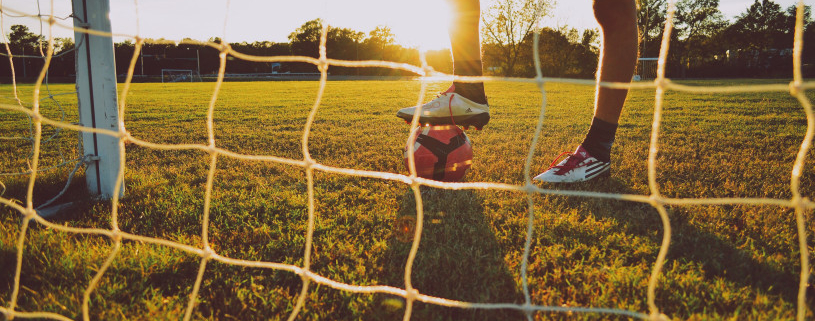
[0,79,814,320]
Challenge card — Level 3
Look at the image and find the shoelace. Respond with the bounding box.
[539,151,586,175]
[447,94,457,128]
[417,85,463,134]
[438,85,462,133]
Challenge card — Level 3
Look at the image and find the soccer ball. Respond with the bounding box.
[404,125,473,182]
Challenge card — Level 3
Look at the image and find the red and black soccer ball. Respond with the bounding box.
[404,125,473,182]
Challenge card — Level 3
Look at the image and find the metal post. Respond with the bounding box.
[73,0,123,199]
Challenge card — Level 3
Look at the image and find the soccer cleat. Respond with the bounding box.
[533,145,610,183]
[396,85,490,129]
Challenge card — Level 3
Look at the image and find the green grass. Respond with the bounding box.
[1,79,814,320]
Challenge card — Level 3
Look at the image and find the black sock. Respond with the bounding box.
[452,59,488,105]
[581,117,618,163]
[453,82,488,105]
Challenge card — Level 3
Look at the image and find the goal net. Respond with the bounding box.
[161,69,195,83]
[636,58,658,81]
[0,1,813,321]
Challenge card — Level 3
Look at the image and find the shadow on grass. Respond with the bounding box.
[0,247,16,304]
[365,186,526,321]
[548,176,807,314]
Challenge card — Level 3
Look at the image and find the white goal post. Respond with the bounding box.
[72,0,123,199]
[1,0,809,320]
[636,57,658,81]
[162,69,196,83]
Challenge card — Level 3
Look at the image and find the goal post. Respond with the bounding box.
[73,0,124,199]
[636,57,658,80]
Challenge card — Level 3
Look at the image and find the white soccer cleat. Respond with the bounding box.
[533,145,610,183]
[396,86,490,130]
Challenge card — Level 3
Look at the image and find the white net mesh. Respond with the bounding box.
[0,1,84,215]
[0,0,813,320]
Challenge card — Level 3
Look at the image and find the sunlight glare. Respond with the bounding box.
[320,0,454,51]
[393,0,453,51]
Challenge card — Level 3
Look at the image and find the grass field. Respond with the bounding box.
[1,79,814,320]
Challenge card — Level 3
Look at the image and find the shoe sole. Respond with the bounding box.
[575,167,611,183]
[396,112,490,130]
[534,167,611,183]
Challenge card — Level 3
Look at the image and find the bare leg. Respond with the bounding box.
[576,0,638,164]
[592,0,638,124]
[394,1,490,129]
[531,0,639,182]
[447,0,488,105]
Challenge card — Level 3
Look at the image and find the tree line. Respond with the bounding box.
[0,0,812,81]
[637,0,814,77]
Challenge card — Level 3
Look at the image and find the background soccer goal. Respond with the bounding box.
[636,57,658,81]
[0,0,813,321]
[161,69,196,83]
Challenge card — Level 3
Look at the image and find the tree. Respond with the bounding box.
[360,26,400,74]
[805,21,815,76]
[366,26,395,50]
[781,4,812,48]
[675,0,728,75]
[287,19,365,74]
[725,0,786,51]
[327,26,364,61]
[481,0,555,77]
[6,25,45,78]
[288,19,323,59]
[8,25,42,54]
[517,27,598,78]
[637,0,667,57]
[719,0,811,77]
[676,0,727,40]
[54,37,74,54]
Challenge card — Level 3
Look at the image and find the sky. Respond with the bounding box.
[0,0,808,51]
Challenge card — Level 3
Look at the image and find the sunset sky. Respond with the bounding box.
[0,0,806,50]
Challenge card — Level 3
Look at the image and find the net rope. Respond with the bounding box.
[0,0,85,213]
[0,0,813,320]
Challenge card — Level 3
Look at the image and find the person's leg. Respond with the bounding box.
[395,0,490,129]
[580,0,639,163]
[592,0,638,124]
[535,0,637,183]
[448,0,488,105]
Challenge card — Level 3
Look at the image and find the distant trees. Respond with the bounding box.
[716,0,812,77]
[726,0,788,51]
[632,0,814,78]
[2,25,43,78]
[288,19,363,61]
[284,20,451,76]
[0,25,75,79]
[288,19,358,73]
[8,25,42,53]
[638,0,668,57]
[481,0,555,77]
[1,0,813,81]
[479,0,600,79]
[674,0,728,77]
[509,27,598,78]
[362,26,396,61]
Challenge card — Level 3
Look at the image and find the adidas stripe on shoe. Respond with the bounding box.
[533,145,610,183]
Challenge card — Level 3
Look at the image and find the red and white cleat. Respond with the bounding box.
[534,145,610,183]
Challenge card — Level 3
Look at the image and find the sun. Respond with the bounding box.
[389,0,454,51]
[321,0,455,52]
